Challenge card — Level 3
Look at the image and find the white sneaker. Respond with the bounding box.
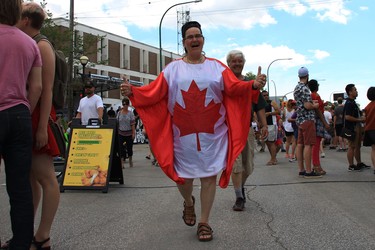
[321,153,325,158]
[289,157,296,162]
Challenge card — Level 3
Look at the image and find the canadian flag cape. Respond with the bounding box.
[130,57,259,188]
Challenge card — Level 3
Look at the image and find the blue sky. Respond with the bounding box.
[43,0,374,108]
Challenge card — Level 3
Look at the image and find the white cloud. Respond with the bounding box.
[43,0,353,38]
[273,1,308,16]
[359,6,369,11]
[217,43,312,73]
[310,49,330,60]
[307,0,351,24]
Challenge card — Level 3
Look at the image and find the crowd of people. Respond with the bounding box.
[1,2,374,246]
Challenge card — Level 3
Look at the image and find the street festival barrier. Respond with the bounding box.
[60,118,123,193]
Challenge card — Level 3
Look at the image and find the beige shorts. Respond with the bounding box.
[232,127,255,175]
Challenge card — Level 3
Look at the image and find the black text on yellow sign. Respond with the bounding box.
[63,129,113,187]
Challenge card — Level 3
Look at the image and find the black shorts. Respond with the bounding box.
[285,131,294,137]
[363,130,375,146]
[335,124,343,137]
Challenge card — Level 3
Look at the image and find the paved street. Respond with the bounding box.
[1,143,375,249]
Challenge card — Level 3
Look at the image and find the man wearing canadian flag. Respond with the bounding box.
[121,21,266,242]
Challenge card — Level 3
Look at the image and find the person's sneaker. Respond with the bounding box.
[304,171,322,178]
[357,162,371,169]
[260,148,265,152]
[242,187,247,203]
[299,170,306,177]
[232,197,245,211]
[321,153,325,158]
[348,165,362,172]
[289,157,297,162]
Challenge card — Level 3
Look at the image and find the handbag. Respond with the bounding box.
[49,117,67,158]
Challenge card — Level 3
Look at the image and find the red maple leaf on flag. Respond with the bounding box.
[173,81,221,151]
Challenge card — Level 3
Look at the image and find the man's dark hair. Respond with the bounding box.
[308,79,319,92]
[0,0,22,26]
[367,87,375,101]
[337,97,343,104]
[345,84,355,95]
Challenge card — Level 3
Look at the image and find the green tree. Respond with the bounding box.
[39,0,106,64]
[245,72,256,80]
[37,0,107,118]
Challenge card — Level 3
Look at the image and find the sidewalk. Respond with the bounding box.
[1,144,375,249]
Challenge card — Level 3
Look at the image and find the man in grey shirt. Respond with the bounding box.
[334,97,346,151]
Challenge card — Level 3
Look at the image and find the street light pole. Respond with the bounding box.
[159,0,202,72]
[281,90,295,101]
[79,55,89,83]
[271,80,277,102]
[266,58,292,93]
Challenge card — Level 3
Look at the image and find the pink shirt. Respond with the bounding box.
[0,24,42,112]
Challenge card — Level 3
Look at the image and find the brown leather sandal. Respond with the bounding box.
[314,166,327,175]
[31,237,51,250]
[197,222,213,242]
[182,195,196,226]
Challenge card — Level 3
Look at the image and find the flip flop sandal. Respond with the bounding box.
[197,223,213,242]
[182,195,196,226]
[31,237,51,250]
[266,161,277,165]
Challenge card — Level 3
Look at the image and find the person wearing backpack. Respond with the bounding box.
[13,2,61,249]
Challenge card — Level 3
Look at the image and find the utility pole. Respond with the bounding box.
[177,8,191,55]
[68,0,75,119]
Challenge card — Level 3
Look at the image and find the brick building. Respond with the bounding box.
[53,18,180,110]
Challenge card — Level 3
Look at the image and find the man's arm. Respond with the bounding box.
[27,66,42,113]
[97,107,104,122]
[304,101,319,110]
[266,100,280,117]
[256,108,268,138]
[35,40,55,149]
[345,114,365,123]
[316,109,330,129]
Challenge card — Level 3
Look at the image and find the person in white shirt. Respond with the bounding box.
[76,81,104,125]
[320,106,333,158]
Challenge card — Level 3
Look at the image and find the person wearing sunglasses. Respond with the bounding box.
[76,81,104,125]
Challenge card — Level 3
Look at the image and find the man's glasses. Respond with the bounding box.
[184,34,204,40]
[262,94,269,97]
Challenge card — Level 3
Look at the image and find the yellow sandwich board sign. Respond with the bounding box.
[60,118,123,193]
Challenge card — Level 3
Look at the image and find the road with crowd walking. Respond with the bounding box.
[1,143,374,249]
